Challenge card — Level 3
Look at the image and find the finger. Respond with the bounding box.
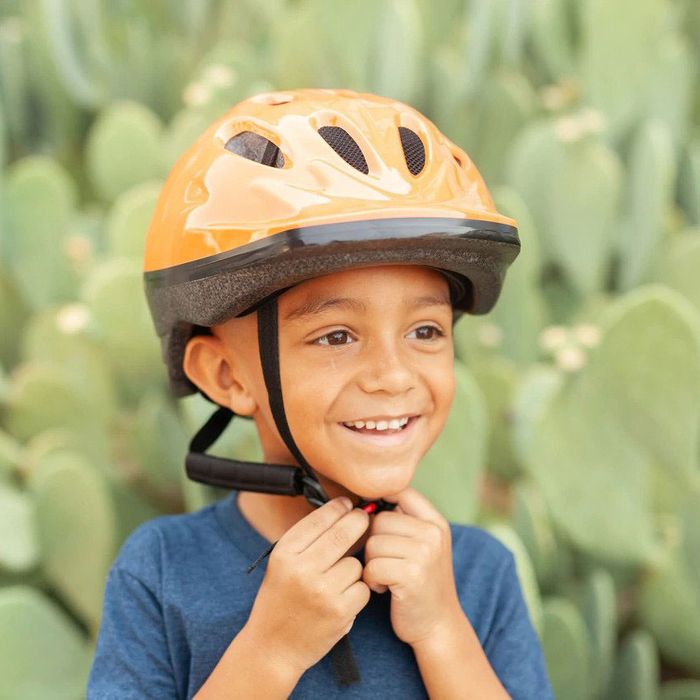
[362,557,405,591]
[364,533,413,561]
[368,510,423,538]
[305,508,370,571]
[329,556,364,594]
[381,487,447,529]
[282,497,353,554]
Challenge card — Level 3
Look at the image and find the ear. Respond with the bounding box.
[182,334,257,416]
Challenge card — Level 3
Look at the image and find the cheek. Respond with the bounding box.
[282,365,336,436]
[427,359,456,431]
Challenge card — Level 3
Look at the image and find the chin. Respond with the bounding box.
[339,465,416,502]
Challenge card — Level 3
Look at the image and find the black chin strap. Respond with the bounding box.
[256,297,330,507]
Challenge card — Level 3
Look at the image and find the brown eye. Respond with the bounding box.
[410,325,445,341]
[315,330,353,347]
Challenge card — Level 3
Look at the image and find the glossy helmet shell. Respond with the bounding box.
[143,88,520,397]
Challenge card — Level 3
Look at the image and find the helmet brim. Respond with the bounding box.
[144,215,519,396]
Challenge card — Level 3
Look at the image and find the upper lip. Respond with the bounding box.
[340,414,418,423]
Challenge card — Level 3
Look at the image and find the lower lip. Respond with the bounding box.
[337,415,421,447]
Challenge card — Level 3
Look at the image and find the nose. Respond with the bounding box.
[356,333,416,395]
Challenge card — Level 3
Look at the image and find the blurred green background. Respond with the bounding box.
[1,0,700,697]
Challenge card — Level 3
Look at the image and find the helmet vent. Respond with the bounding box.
[398,126,425,175]
[318,125,369,174]
[224,131,285,168]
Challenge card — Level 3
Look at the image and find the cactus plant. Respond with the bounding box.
[31,450,117,633]
[616,119,676,292]
[105,180,162,260]
[0,483,38,575]
[2,155,79,310]
[85,101,164,202]
[506,116,623,297]
[541,597,592,700]
[489,186,549,367]
[604,629,659,700]
[411,359,488,524]
[0,585,92,698]
[0,0,699,692]
[579,568,618,697]
[482,521,543,636]
[514,286,700,563]
[511,477,558,592]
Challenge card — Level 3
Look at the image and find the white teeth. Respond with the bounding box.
[342,416,411,431]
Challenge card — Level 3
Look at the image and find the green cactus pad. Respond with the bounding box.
[105,180,162,260]
[31,451,116,633]
[604,629,659,700]
[0,585,92,698]
[411,359,487,524]
[470,355,520,480]
[85,100,163,202]
[0,483,39,574]
[652,227,700,316]
[2,155,78,310]
[482,522,543,636]
[506,117,623,297]
[578,0,669,140]
[580,568,618,697]
[616,119,676,292]
[518,286,700,563]
[638,488,700,675]
[541,597,592,700]
[660,680,700,700]
[490,186,548,366]
[5,361,112,448]
[132,391,188,498]
[512,477,558,591]
[80,258,163,401]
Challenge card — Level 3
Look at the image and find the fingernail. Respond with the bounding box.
[339,497,353,510]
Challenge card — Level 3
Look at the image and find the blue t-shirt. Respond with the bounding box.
[87,490,554,699]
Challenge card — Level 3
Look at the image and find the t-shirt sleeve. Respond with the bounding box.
[483,550,554,700]
[86,526,179,699]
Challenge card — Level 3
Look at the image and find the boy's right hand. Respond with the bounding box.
[242,496,371,676]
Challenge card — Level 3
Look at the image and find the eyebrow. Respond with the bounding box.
[283,291,452,321]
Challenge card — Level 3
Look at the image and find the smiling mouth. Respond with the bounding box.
[337,415,421,445]
[342,416,419,435]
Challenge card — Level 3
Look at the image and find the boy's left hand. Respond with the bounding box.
[361,487,464,646]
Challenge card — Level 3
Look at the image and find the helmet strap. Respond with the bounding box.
[256,296,330,507]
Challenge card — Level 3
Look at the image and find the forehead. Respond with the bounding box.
[278,264,452,320]
[286,264,448,297]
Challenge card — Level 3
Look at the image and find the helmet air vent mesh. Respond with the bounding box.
[398,126,425,175]
[224,131,285,168]
[317,125,369,174]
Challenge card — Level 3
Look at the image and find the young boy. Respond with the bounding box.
[87,88,554,698]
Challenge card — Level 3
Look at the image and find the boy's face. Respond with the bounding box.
[185,264,456,501]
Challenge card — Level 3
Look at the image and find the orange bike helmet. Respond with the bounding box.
[143,87,520,689]
[144,87,518,397]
